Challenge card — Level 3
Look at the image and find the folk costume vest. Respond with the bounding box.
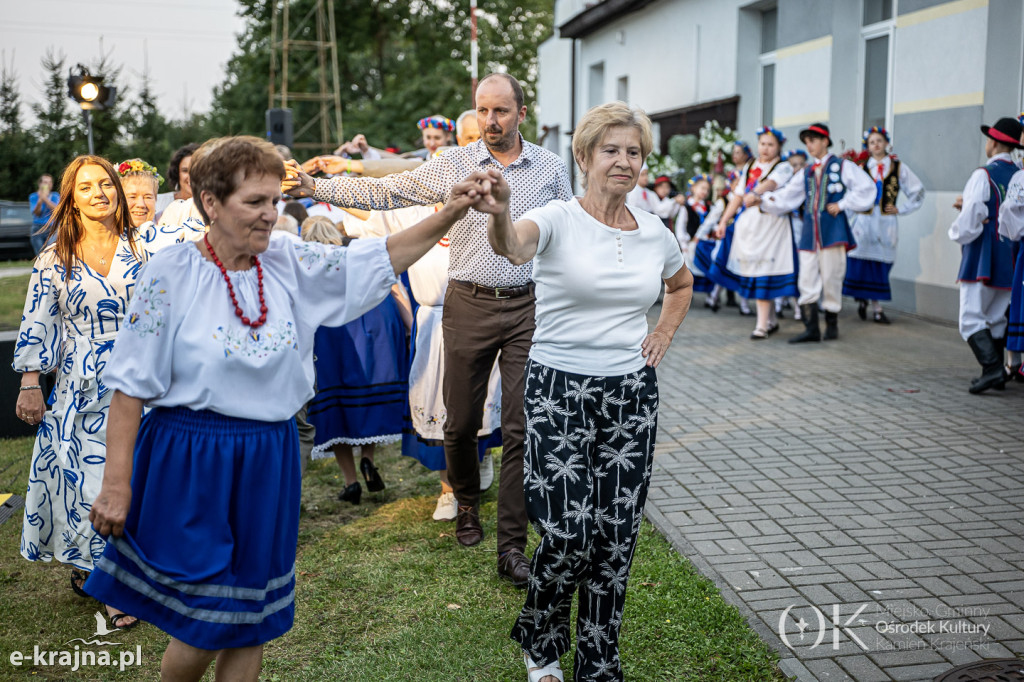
[801,155,856,252]
[957,158,1017,288]
[860,156,901,214]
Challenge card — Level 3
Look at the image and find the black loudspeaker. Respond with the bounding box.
[266,108,294,147]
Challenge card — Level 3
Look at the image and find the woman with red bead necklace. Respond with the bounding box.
[84,135,484,681]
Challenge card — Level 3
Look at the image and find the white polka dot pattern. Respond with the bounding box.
[313,138,573,287]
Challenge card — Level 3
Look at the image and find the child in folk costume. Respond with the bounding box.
[843,127,925,324]
[780,150,809,319]
[693,174,733,311]
[712,126,797,339]
[761,123,876,342]
[950,117,1024,393]
[996,114,1024,381]
[708,148,757,316]
[675,174,715,296]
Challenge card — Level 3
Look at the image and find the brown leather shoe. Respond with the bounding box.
[455,505,482,547]
[497,549,530,588]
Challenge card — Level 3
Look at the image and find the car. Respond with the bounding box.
[0,200,36,260]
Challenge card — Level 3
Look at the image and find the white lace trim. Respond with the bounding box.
[311,434,402,458]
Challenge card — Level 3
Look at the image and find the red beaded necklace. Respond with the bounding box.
[203,234,268,328]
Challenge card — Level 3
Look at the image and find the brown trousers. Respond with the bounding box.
[442,281,535,554]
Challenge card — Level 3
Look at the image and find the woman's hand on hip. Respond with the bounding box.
[90,485,132,538]
[15,389,44,425]
[641,330,673,368]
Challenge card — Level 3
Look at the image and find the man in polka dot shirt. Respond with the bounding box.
[287,73,573,587]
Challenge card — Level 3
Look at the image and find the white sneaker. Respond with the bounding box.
[479,452,494,491]
[432,491,457,521]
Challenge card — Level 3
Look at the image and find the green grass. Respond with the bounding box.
[0,437,785,681]
[0,260,32,271]
[0,274,29,332]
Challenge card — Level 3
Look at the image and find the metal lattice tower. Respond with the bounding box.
[268,0,343,151]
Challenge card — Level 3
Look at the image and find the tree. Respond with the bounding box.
[210,0,554,155]
[0,56,34,200]
[123,72,173,174]
[29,50,82,183]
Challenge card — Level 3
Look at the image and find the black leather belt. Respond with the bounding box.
[452,280,533,299]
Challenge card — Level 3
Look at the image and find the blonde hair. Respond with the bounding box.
[302,215,344,245]
[572,101,654,188]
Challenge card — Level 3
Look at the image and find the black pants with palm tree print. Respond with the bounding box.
[511,359,658,681]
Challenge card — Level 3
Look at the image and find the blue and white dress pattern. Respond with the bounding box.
[13,221,203,571]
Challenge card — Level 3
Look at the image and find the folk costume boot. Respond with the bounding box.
[789,305,821,343]
[824,312,839,341]
[967,329,1006,394]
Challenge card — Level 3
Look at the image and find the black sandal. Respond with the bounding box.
[107,611,140,631]
[70,569,90,599]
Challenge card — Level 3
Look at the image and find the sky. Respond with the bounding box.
[0,0,246,121]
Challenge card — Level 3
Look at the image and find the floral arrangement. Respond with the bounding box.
[658,120,739,189]
[117,159,163,185]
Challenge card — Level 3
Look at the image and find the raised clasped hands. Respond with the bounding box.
[281,159,315,198]
[467,168,511,215]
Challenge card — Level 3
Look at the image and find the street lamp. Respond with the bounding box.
[67,64,116,155]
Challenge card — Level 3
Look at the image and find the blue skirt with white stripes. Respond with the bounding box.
[84,406,300,649]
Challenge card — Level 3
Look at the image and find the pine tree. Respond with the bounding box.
[0,56,34,200]
[30,50,82,183]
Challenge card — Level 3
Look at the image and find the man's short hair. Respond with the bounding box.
[479,73,524,111]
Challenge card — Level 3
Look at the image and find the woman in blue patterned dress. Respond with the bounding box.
[13,155,197,629]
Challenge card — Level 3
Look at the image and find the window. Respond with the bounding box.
[588,62,605,109]
[761,8,778,54]
[759,7,777,126]
[863,35,889,129]
[860,0,895,131]
[761,64,775,126]
[863,0,893,26]
[617,76,628,103]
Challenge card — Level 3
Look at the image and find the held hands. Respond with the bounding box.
[281,159,315,198]
[743,193,760,208]
[713,222,727,239]
[464,168,511,215]
[641,330,673,368]
[826,202,841,217]
[89,484,131,538]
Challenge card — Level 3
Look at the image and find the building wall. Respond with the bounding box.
[538,0,1024,322]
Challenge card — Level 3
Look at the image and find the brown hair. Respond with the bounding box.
[46,155,135,273]
[189,136,285,224]
[571,101,654,189]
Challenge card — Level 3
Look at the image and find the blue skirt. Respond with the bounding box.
[308,296,408,452]
[84,407,301,650]
[843,257,893,301]
[706,224,744,292]
[1008,251,1023,352]
[691,240,716,293]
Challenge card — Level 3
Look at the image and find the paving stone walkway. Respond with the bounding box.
[645,300,1024,682]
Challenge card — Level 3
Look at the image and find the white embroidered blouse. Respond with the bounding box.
[103,233,398,421]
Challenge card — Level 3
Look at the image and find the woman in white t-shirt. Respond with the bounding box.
[473,101,693,682]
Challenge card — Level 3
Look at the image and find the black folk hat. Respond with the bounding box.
[799,122,832,147]
[981,117,1024,150]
